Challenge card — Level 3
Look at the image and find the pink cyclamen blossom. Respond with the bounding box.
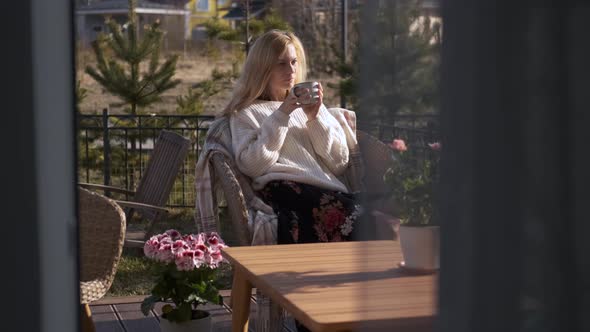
[165,229,181,240]
[172,240,189,255]
[175,251,196,271]
[195,233,207,244]
[207,250,224,268]
[390,139,407,152]
[144,237,160,259]
[158,237,172,247]
[183,234,196,243]
[156,243,175,264]
[184,234,203,249]
[193,249,206,268]
[192,243,208,253]
[207,232,226,249]
[145,231,228,270]
[428,142,442,151]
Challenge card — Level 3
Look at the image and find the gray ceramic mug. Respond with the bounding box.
[291,81,320,105]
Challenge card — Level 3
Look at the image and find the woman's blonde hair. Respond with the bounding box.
[221,30,307,115]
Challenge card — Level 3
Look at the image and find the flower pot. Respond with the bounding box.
[159,310,212,332]
[399,225,440,271]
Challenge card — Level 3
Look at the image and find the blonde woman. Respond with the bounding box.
[225,30,363,248]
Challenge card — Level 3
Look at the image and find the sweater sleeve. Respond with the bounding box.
[230,107,291,178]
[305,105,350,176]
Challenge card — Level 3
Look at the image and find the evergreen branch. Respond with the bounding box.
[135,78,155,101]
[159,79,181,92]
[85,67,108,88]
[148,56,178,84]
[147,31,163,75]
[106,18,128,61]
[128,22,138,60]
[135,32,154,61]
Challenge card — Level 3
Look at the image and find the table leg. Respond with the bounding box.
[231,266,253,332]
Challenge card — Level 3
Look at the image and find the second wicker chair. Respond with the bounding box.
[78,187,126,332]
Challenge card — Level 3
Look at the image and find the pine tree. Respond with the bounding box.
[85,0,181,190]
[85,0,180,115]
[341,0,441,125]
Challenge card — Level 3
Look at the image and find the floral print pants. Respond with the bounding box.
[260,180,363,244]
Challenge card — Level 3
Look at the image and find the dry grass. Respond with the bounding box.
[77,49,236,116]
[76,48,344,116]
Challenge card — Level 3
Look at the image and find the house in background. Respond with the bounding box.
[185,0,232,39]
[76,0,191,50]
[186,0,268,40]
[222,0,267,30]
[187,0,232,26]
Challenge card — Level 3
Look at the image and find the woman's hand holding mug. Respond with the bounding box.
[277,88,301,115]
[293,81,323,121]
[277,81,323,120]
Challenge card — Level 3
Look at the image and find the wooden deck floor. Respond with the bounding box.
[90,290,296,332]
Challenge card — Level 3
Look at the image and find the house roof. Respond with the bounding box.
[222,1,266,20]
[76,0,189,15]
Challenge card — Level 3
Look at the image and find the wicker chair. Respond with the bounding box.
[204,123,395,331]
[210,130,394,245]
[78,187,126,332]
[80,129,190,247]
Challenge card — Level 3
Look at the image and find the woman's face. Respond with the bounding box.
[267,44,298,99]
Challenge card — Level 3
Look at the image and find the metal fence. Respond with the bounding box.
[77,110,439,208]
[77,109,215,207]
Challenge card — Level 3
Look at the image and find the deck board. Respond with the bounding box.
[90,292,296,332]
[91,304,125,332]
[115,302,161,332]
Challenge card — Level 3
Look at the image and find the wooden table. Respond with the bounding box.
[222,240,437,332]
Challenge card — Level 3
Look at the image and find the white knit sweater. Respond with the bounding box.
[230,100,350,193]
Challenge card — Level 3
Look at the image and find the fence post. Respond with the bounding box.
[102,108,111,196]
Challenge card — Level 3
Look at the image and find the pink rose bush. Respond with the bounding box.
[141,230,228,323]
[428,142,442,151]
[390,139,408,152]
[384,138,442,225]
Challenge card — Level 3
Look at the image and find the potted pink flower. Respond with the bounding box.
[384,138,441,271]
[140,229,228,332]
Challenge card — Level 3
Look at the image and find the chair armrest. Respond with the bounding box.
[114,200,169,214]
[78,183,136,196]
[210,152,251,246]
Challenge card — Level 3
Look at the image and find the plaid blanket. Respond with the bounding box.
[194,108,363,244]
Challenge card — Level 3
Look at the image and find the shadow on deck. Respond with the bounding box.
[90,290,296,332]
